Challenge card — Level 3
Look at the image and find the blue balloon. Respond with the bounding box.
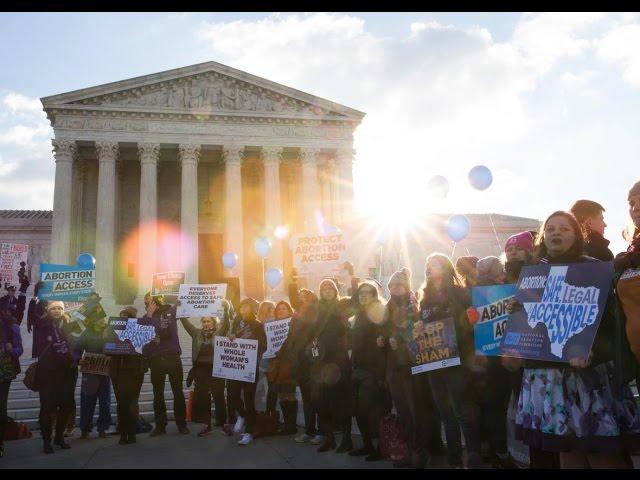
[427,175,449,198]
[76,253,96,269]
[222,252,238,270]
[446,215,471,242]
[326,225,341,234]
[468,165,493,190]
[265,268,283,289]
[375,230,388,246]
[254,237,272,258]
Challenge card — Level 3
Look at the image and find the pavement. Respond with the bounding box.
[0,425,472,469]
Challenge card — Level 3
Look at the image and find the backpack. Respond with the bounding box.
[23,361,39,391]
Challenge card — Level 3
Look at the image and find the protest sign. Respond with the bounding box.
[408,316,461,374]
[39,263,96,302]
[292,233,348,276]
[263,317,292,359]
[212,337,258,383]
[0,243,29,287]
[500,261,614,362]
[103,317,156,355]
[472,284,517,356]
[152,271,185,302]
[176,283,227,318]
[80,352,111,376]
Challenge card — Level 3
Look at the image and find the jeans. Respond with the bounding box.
[0,380,10,445]
[428,366,481,467]
[228,380,257,434]
[149,355,186,428]
[79,373,112,433]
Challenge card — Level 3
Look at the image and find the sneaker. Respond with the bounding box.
[295,433,311,443]
[198,426,213,437]
[222,424,234,436]
[233,416,245,434]
[309,434,324,445]
[237,433,253,445]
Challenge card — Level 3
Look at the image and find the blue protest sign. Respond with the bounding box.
[500,261,613,362]
[39,262,96,302]
[103,317,156,355]
[408,316,461,374]
[472,284,517,356]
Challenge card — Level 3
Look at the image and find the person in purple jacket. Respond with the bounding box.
[1,311,23,458]
[139,293,189,436]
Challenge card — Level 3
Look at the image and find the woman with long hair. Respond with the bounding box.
[420,253,481,468]
[515,210,640,468]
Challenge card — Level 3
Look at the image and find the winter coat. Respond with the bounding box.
[584,231,614,262]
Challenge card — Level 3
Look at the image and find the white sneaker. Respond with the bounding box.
[295,433,311,443]
[233,416,245,434]
[237,433,253,445]
[309,434,324,445]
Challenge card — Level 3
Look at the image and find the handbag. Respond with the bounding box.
[267,358,280,383]
[23,361,39,391]
[379,413,408,463]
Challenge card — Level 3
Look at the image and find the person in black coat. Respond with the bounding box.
[27,282,48,358]
[570,199,614,261]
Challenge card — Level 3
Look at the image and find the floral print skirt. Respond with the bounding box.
[515,361,640,453]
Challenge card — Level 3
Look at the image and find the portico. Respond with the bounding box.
[41,61,364,311]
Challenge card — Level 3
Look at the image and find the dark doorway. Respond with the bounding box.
[199,233,224,284]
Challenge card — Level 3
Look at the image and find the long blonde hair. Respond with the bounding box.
[257,301,276,323]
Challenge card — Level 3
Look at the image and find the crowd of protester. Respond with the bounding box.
[0,179,639,469]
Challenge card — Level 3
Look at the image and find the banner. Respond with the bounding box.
[103,317,156,355]
[292,233,348,276]
[500,261,614,363]
[0,243,29,287]
[472,284,517,356]
[39,263,96,302]
[80,352,111,376]
[408,316,461,374]
[212,337,258,383]
[263,317,292,359]
[152,271,185,298]
[176,283,227,318]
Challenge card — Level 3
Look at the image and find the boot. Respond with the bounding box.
[317,432,336,452]
[54,411,71,449]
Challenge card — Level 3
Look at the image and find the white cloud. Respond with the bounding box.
[0,124,51,148]
[3,93,43,115]
[0,154,18,177]
[595,22,640,87]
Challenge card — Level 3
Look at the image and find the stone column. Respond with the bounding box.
[137,143,160,298]
[95,141,119,303]
[300,148,320,232]
[262,146,284,295]
[335,148,354,226]
[179,144,201,284]
[50,139,77,264]
[223,145,245,293]
[322,159,337,225]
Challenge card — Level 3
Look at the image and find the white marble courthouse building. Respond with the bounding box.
[41,61,365,310]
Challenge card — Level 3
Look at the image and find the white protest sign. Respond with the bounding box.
[176,283,227,318]
[263,317,291,359]
[292,233,347,276]
[0,243,29,287]
[212,337,258,383]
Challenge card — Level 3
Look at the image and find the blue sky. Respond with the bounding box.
[0,12,638,254]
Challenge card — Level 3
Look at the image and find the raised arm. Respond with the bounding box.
[179,317,198,338]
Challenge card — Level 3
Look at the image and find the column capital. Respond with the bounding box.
[335,147,355,164]
[138,142,160,164]
[178,144,201,165]
[299,147,320,166]
[222,145,245,167]
[95,141,119,164]
[261,146,283,166]
[51,139,78,163]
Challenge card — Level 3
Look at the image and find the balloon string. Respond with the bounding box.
[451,242,457,258]
[489,214,503,254]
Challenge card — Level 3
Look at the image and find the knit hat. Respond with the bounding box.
[504,231,535,254]
[629,180,640,200]
[387,267,412,291]
[239,297,260,316]
[476,256,505,284]
[318,278,339,297]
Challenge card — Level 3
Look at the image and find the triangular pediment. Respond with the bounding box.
[41,61,365,122]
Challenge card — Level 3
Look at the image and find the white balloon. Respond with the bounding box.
[265,268,283,289]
